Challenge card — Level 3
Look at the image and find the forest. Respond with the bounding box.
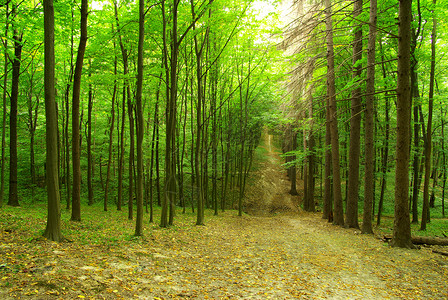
[0,0,448,298]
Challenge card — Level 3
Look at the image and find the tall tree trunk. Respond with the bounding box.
[191,0,205,225]
[116,85,126,212]
[237,58,249,217]
[325,0,344,226]
[411,104,421,224]
[410,14,422,224]
[323,87,332,221]
[8,29,22,207]
[135,0,144,236]
[442,115,446,218]
[421,0,436,231]
[0,2,9,208]
[306,130,315,212]
[160,0,170,227]
[155,101,161,207]
[377,40,391,226]
[27,68,39,185]
[64,11,74,210]
[114,0,129,212]
[71,0,88,221]
[391,0,414,249]
[149,101,158,223]
[104,51,117,212]
[87,61,94,206]
[127,90,134,220]
[290,132,299,196]
[161,0,178,227]
[362,0,377,234]
[306,97,315,212]
[210,33,219,216]
[43,0,62,241]
[346,0,363,229]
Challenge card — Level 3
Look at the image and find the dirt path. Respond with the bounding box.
[244,130,301,216]
[1,131,448,299]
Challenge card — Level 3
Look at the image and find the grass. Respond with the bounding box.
[0,200,236,246]
[309,170,448,239]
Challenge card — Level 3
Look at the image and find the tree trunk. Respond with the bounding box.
[306,130,315,212]
[8,29,22,207]
[43,0,62,242]
[161,0,178,227]
[71,0,88,221]
[325,0,344,226]
[149,101,158,223]
[346,0,363,229]
[377,40,391,226]
[87,62,94,206]
[0,2,9,208]
[134,0,144,236]
[114,0,129,213]
[27,68,39,186]
[306,98,315,212]
[104,51,117,213]
[410,19,422,224]
[421,0,436,231]
[391,0,414,249]
[64,13,74,210]
[289,128,299,196]
[127,90,134,220]
[442,115,446,218]
[362,0,377,234]
[191,0,205,225]
[323,87,332,221]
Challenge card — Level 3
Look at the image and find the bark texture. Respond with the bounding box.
[43,0,62,242]
[391,0,414,249]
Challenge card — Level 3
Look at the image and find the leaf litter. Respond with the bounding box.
[1,133,447,299]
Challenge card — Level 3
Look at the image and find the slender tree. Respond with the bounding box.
[0,1,9,207]
[135,0,144,236]
[8,25,22,207]
[325,0,344,226]
[71,0,88,221]
[104,44,117,213]
[43,0,62,242]
[87,60,94,206]
[421,0,437,231]
[362,0,377,234]
[323,87,332,221]
[346,0,363,229]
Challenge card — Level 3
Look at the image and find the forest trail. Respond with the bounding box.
[1,131,448,299]
[244,129,301,216]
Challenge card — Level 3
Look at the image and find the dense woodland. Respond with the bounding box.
[0,0,447,249]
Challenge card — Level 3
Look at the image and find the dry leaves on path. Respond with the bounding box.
[1,209,448,299]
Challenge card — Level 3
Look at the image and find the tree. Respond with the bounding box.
[8,20,23,207]
[134,0,144,236]
[421,0,437,231]
[71,0,88,222]
[362,0,377,234]
[160,0,173,228]
[346,0,363,229]
[43,0,62,242]
[390,0,414,249]
[191,0,206,225]
[87,60,94,206]
[104,42,117,214]
[0,1,10,208]
[325,0,344,226]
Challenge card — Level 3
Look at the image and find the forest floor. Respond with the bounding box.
[1,131,448,299]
